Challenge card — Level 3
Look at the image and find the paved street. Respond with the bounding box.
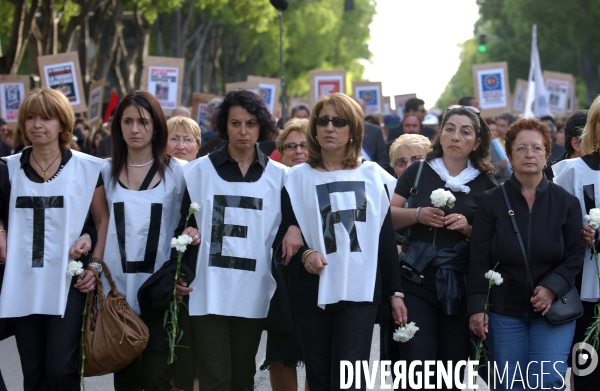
[1,326,570,390]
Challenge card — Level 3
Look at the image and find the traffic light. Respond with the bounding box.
[478,33,487,53]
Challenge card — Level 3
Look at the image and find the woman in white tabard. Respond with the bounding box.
[0,88,108,391]
[276,93,406,390]
[175,89,287,390]
[553,95,600,391]
[100,90,195,391]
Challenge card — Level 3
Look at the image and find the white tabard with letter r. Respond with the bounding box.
[285,161,395,308]
[184,156,287,318]
[0,150,103,317]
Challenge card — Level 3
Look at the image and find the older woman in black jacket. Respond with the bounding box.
[468,118,585,391]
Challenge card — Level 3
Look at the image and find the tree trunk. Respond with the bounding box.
[578,48,600,107]
[0,0,40,75]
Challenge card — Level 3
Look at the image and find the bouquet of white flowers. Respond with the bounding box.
[393,321,419,343]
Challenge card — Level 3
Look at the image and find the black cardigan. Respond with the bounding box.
[276,186,402,314]
[467,174,585,318]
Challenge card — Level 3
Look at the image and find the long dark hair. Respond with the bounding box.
[110,91,170,185]
[426,106,495,173]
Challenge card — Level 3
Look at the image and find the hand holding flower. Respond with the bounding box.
[469,312,488,339]
[181,227,201,245]
[176,277,193,302]
[391,297,408,325]
[420,206,446,228]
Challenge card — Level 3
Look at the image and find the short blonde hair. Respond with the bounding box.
[388,133,431,168]
[276,118,308,153]
[17,88,74,149]
[167,116,201,148]
[581,94,600,155]
[306,93,364,169]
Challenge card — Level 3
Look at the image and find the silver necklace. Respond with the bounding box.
[127,158,154,168]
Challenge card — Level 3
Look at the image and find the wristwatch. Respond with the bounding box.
[89,262,103,274]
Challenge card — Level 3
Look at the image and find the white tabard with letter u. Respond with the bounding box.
[184,156,286,318]
[553,157,600,302]
[0,150,103,317]
[101,159,186,315]
[285,161,395,308]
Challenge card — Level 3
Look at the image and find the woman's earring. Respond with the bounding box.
[315,135,318,140]
[510,165,515,171]
[544,164,548,169]
[349,138,353,144]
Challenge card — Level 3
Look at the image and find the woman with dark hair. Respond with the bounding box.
[469,118,584,390]
[0,88,108,391]
[91,128,108,157]
[101,90,196,390]
[275,93,405,390]
[389,105,497,389]
[175,89,287,390]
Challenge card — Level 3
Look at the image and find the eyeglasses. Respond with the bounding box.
[447,105,481,117]
[283,141,308,151]
[169,136,196,145]
[394,155,424,168]
[513,145,546,155]
[315,116,350,127]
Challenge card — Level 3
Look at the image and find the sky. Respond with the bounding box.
[362,0,480,110]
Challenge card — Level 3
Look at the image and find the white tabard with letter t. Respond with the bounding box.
[184,156,287,318]
[0,150,103,317]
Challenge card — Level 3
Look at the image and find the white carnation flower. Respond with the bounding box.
[585,208,600,229]
[189,202,200,214]
[171,234,193,253]
[430,188,456,209]
[393,321,419,343]
[485,270,503,285]
[67,260,84,277]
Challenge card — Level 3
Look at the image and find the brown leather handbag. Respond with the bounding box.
[82,259,149,376]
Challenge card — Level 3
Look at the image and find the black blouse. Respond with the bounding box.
[468,175,585,318]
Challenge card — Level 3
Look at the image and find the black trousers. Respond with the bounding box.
[12,281,86,391]
[394,276,470,391]
[190,314,264,391]
[295,304,378,391]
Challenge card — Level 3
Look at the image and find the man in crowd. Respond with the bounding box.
[354,98,389,170]
[545,110,587,181]
[491,112,515,183]
[172,106,192,117]
[382,114,402,144]
[291,104,310,119]
[458,96,481,110]
[0,119,11,157]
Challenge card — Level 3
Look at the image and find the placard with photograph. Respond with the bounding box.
[382,96,391,115]
[566,78,575,114]
[225,81,260,96]
[393,93,417,119]
[38,52,86,113]
[543,71,573,115]
[87,79,104,128]
[309,70,346,109]
[191,93,220,133]
[512,79,528,113]
[472,62,510,117]
[0,75,29,128]
[353,81,382,115]
[141,56,185,116]
[247,76,279,115]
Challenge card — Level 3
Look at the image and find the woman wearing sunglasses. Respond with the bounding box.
[389,105,496,389]
[388,133,431,178]
[276,93,405,389]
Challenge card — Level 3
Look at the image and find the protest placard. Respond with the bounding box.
[87,79,104,129]
[393,93,417,119]
[472,62,510,117]
[38,52,86,113]
[191,93,220,133]
[309,70,346,108]
[0,75,29,129]
[141,56,184,116]
[512,79,528,113]
[225,81,260,96]
[543,71,572,115]
[382,96,391,114]
[353,81,382,115]
[247,76,279,114]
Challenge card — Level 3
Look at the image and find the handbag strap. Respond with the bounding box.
[501,183,535,292]
[405,160,425,208]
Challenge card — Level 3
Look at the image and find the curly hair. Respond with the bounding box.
[211,89,277,142]
[581,95,600,155]
[306,93,364,169]
[425,106,495,173]
[505,118,552,160]
[17,88,74,149]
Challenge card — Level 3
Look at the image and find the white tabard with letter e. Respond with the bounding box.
[184,157,287,318]
[0,150,103,317]
[553,157,600,302]
[285,161,395,308]
[101,159,186,314]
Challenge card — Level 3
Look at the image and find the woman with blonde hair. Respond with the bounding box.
[276,93,406,389]
[553,95,600,390]
[388,133,431,178]
[166,116,201,162]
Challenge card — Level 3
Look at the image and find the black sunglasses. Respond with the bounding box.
[315,116,350,127]
[283,141,308,151]
[447,105,480,116]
